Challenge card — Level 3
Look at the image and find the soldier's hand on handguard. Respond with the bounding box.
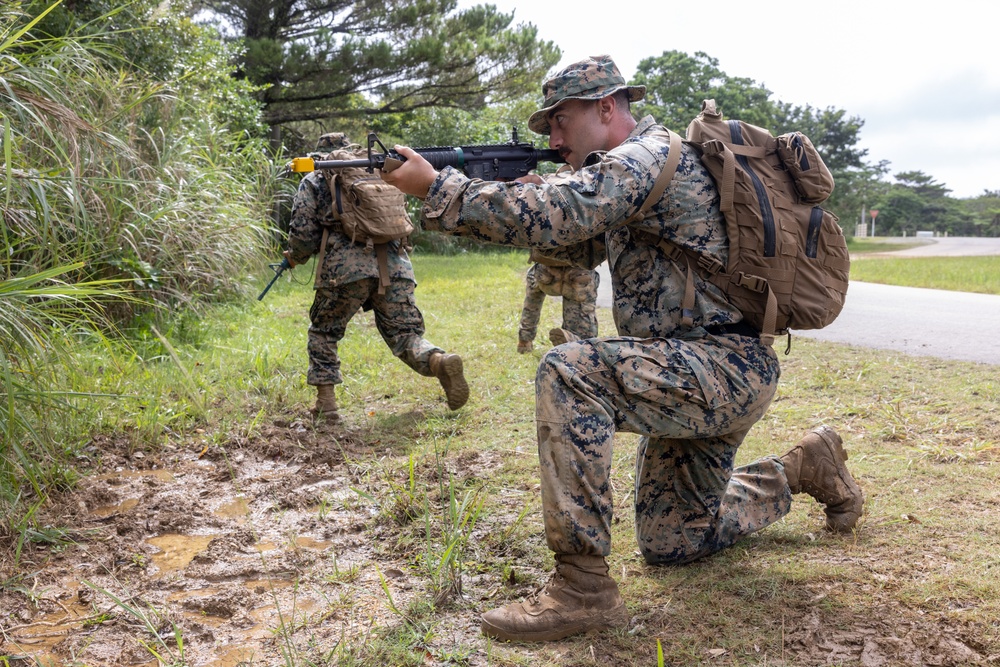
[515,174,545,186]
[379,145,438,200]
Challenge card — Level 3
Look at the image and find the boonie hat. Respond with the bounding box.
[315,132,350,152]
[528,55,645,135]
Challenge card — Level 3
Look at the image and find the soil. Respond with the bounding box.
[0,418,994,667]
[0,419,489,667]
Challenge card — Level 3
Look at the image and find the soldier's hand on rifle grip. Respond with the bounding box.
[379,145,437,200]
[282,250,297,269]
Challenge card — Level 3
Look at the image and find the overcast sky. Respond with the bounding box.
[461,0,1000,199]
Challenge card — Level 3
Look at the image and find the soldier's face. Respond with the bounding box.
[546,99,609,171]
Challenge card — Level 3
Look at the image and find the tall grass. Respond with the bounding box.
[2,2,276,314]
[0,1,276,538]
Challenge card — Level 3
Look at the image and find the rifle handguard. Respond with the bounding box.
[381,157,404,173]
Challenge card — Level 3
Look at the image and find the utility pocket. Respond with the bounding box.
[776,132,834,204]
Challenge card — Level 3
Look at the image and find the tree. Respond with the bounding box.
[962,191,1000,237]
[23,0,266,139]
[195,0,560,134]
[632,51,775,131]
[873,171,976,236]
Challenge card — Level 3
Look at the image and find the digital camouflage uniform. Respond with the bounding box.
[420,113,790,564]
[518,262,600,346]
[286,136,445,389]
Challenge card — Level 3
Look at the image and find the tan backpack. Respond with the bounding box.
[317,148,415,293]
[638,100,850,347]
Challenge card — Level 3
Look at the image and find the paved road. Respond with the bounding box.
[861,236,1000,257]
[594,237,1000,365]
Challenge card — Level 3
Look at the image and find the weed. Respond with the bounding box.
[83,580,186,666]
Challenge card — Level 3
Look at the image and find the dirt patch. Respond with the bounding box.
[0,419,430,666]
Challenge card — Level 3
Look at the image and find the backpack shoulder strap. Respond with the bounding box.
[631,129,682,222]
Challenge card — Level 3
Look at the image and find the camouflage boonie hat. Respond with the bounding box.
[528,55,645,134]
[315,132,350,152]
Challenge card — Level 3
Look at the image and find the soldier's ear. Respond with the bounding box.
[597,96,616,123]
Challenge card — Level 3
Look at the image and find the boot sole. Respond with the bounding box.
[480,604,628,642]
[811,426,864,532]
[439,355,469,410]
[310,409,341,423]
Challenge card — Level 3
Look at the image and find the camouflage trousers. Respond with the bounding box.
[518,264,600,343]
[535,329,787,564]
[307,278,443,386]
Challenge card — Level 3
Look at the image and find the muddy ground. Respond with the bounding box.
[1,417,995,666]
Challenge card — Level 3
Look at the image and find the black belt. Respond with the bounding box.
[704,322,760,338]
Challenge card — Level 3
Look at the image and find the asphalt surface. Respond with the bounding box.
[595,237,1000,366]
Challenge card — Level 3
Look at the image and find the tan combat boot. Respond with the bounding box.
[781,425,864,532]
[312,384,340,422]
[480,554,628,642]
[548,327,579,347]
[428,352,469,410]
[517,340,533,354]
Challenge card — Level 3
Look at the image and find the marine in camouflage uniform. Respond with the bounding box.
[284,133,469,421]
[517,259,600,353]
[381,56,863,642]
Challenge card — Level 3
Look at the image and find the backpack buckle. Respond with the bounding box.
[696,254,724,275]
[736,272,767,293]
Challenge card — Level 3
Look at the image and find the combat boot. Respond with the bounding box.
[480,554,628,642]
[517,339,533,354]
[548,327,579,346]
[429,352,469,410]
[311,384,340,422]
[781,425,864,532]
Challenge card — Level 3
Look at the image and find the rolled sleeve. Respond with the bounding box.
[422,167,473,233]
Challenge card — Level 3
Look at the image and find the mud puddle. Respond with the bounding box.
[0,422,437,666]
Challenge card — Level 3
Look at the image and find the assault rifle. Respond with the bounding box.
[287,128,564,181]
[259,129,562,301]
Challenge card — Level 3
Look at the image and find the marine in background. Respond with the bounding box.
[283,132,469,421]
[517,251,600,353]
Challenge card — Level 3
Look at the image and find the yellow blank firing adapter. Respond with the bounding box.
[289,157,315,173]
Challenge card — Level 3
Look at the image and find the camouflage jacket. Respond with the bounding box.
[421,115,742,338]
[287,170,414,289]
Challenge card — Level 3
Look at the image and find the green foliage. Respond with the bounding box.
[3,1,273,308]
[199,0,561,130]
[870,171,981,237]
[963,190,1000,236]
[633,50,776,131]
